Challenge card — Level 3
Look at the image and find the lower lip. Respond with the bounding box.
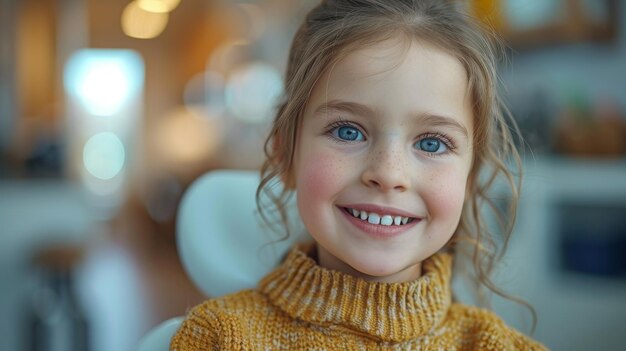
[338,207,420,239]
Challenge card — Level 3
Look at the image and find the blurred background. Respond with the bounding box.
[0,0,625,350]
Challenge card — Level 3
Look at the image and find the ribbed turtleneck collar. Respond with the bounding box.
[259,244,453,343]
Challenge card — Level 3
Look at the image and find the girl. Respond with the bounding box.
[171,0,547,349]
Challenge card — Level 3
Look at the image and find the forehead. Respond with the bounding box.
[307,38,472,131]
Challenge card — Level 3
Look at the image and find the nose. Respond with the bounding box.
[361,141,411,192]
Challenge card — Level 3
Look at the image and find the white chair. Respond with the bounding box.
[137,170,306,351]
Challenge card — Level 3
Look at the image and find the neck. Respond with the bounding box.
[316,245,423,283]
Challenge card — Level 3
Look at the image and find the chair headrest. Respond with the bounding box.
[176,170,307,297]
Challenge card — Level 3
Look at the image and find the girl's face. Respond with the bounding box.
[292,38,474,283]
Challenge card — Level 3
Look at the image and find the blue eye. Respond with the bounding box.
[416,137,447,154]
[333,126,364,141]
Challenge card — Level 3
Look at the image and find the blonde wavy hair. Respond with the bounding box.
[256,0,534,330]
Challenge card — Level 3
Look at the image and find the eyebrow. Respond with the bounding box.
[314,100,378,119]
[418,113,469,138]
[314,99,469,138]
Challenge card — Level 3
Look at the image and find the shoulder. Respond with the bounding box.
[170,290,268,350]
[444,303,549,351]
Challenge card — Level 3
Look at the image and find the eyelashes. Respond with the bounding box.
[416,133,456,154]
[325,120,366,142]
[323,119,457,155]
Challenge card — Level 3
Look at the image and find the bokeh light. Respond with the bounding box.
[225,63,283,123]
[64,49,143,117]
[137,0,181,13]
[64,49,143,116]
[122,1,169,39]
[151,107,221,167]
[82,132,126,180]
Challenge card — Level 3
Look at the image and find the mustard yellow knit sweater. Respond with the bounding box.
[170,245,547,350]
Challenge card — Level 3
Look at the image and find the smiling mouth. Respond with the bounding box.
[341,207,417,226]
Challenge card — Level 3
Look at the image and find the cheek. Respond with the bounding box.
[295,150,347,214]
[424,167,468,224]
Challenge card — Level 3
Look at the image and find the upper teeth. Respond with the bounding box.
[348,208,411,226]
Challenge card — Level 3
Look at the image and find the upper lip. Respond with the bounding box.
[338,203,420,219]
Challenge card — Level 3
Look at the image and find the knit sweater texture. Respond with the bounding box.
[170,244,547,350]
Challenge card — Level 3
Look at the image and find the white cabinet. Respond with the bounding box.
[495,158,626,351]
